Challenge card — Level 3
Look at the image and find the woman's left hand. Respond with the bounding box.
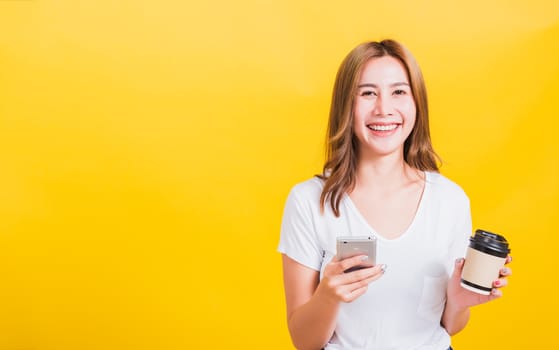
[446,255,512,310]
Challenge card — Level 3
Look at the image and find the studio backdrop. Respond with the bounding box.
[0,1,558,349]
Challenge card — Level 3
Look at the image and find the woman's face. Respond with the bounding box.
[352,56,416,160]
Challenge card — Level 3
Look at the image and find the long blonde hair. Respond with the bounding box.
[319,39,440,216]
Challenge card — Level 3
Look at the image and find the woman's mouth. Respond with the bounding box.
[366,123,399,132]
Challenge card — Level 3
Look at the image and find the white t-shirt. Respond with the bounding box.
[278,171,471,350]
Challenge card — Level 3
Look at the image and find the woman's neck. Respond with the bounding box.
[354,153,422,192]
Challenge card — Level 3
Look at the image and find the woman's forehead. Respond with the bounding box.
[359,56,409,84]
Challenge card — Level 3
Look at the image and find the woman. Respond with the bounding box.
[278,40,512,350]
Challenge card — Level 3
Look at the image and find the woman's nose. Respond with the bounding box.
[374,95,393,116]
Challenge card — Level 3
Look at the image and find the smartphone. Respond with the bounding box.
[336,236,377,272]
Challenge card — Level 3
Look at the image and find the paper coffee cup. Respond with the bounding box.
[461,229,510,295]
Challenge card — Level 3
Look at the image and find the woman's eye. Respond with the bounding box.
[393,89,407,95]
[360,90,376,97]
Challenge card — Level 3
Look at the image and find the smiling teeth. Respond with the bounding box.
[369,124,397,131]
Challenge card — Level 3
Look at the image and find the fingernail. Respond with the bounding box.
[494,280,501,287]
[500,267,509,275]
[491,288,501,296]
[455,258,464,264]
[361,255,369,261]
[381,264,387,273]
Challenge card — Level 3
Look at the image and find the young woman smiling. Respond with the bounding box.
[278,40,512,350]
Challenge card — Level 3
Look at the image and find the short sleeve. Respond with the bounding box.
[277,185,323,271]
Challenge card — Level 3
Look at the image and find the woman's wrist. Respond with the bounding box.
[445,299,469,317]
[442,298,470,335]
[314,280,342,308]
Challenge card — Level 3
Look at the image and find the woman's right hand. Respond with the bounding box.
[315,255,386,303]
[281,254,385,350]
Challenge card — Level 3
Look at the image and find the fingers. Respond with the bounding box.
[505,255,513,264]
[338,254,373,274]
[478,264,511,301]
[321,259,386,303]
[338,266,386,302]
[341,264,386,283]
[493,278,507,288]
[493,263,512,286]
[493,267,511,287]
[500,266,512,277]
[492,265,512,291]
[490,288,502,298]
[451,258,465,279]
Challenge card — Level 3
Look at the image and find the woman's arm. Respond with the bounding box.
[282,254,385,350]
[282,255,338,350]
[442,256,512,335]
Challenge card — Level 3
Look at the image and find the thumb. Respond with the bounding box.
[451,258,465,281]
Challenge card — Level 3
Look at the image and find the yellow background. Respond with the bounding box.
[0,1,558,349]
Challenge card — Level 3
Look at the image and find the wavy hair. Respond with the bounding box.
[319,39,440,216]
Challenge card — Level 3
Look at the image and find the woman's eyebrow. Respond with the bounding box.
[357,82,410,88]
[357,83,378,88]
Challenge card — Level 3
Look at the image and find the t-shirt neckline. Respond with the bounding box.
[343,171,431,242]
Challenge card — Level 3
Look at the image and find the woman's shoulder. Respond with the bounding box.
[288,176,325,199]
[426,171,469,203]
[282,176,325,214]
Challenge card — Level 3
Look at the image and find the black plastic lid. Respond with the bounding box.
[469,229,510,258]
